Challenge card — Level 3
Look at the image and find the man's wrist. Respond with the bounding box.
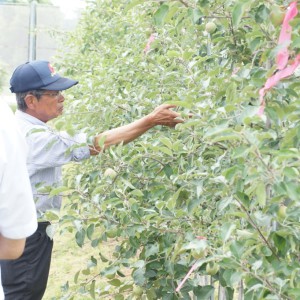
[142,113,156,129]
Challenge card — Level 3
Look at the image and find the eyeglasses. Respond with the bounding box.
[41,91,63,98]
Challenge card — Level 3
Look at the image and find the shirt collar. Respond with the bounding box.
[15,110,47,127]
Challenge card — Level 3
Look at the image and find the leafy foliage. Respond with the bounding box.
[49,0,300,299]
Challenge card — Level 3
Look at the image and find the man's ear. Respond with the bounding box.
[24,94,37,110]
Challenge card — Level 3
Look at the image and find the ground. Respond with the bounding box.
[43,226,117,300]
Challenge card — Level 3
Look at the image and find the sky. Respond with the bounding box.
[51,0,86,19]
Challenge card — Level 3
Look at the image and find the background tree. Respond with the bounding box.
[48,0,300,299]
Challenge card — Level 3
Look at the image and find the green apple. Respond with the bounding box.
[105,273,115,279]
[206,262,219,275]
[133,286,143,297]
[270,5,285,26]
[103,168,117,179]
[106,228,118,238]
[191,248,206,259]
[205,22,217,34]
[278,205,287,219]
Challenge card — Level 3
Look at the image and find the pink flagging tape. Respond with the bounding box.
[276,2,298,70]
[144,33,157,54]
[258,2,299,116]
[175,235,207,293]
[175,262,198,292]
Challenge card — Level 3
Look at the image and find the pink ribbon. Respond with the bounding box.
[276,2,298,70]
[175,262,198,292]
[258,2,299,116]
[175,235,207,293]
[144,33,156,54]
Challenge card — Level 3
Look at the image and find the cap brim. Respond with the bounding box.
[40,77,78,91]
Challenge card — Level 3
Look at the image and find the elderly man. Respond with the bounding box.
[1,60,183,299]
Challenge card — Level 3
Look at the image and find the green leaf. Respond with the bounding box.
[166,187,183,210]
[217,197,233,212]
[223,166,240,182]
[133,268,146,286]
[132,260,145,268]
[288,288,300,297]
[181,239,207,251]
[256,182,266,207]
[191,8,203,24]
[49,186,70,197]
[159,137,173,149]
[230,240,245,259]
[220,222,236,242]
[159,146,173,157]
[163,164,173,178]
[88,256,97,269]
[236,191,250,209]
[101,266,119,277]
[204,123,229,138]
[230,271,243,286]
[89,280,96,299]
[210,132,241,143]
[254,4,269,23]
[284,181,300,201]
[46,223,58,240]
[44,210,60,222]
[153,4,169,26]
[225,287,235,299]
[231,146,251,159]
[226,82,237,103]
[107,279,122,287]
[87,224,95,240]
[283,167,299,179]
[75,229,86,248]
[99,252,109,263]
[146,288,157,300]
[145,244,159,258]
[193,285,214,298]
[74,270,80,284]
[232,3,245,27]
[91,238,101,248]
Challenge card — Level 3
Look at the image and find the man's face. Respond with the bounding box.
[33,90,65,122]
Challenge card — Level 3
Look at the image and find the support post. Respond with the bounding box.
[28,1,37,61]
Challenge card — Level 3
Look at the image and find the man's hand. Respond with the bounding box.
[147,104,184,127]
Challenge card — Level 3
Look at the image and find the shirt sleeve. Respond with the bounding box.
[25,126,91,173]
[0,103,37,239]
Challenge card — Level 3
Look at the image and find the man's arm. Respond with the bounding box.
[0,234,26,259]
[91,104,183,154]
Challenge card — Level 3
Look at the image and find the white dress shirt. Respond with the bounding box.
[0,101,37,300]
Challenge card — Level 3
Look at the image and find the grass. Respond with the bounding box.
[43,220,119,299]
[43,228,100,300]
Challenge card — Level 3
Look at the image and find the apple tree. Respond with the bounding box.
[49,0,300,299]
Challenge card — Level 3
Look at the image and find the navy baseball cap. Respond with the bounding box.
[10,60,78,93]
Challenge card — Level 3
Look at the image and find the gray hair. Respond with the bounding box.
[16,90,44,112]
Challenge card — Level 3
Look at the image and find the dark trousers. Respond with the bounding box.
[0,222,53,300]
